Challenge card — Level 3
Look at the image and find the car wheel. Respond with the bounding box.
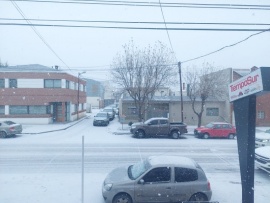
[137,130,145,138]
[203,133,209,139]
[228,133,235,139]
[189,193,208,201]
[171,130,179,139]
[0,131,7,138]
[113,193,132,203]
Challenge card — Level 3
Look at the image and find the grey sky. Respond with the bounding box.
[1,0,270,81]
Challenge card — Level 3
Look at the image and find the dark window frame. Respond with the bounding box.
[206,107,219,116]
[44,79,61,88]
[9,79,17,88]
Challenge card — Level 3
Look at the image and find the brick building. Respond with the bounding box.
[0,64,86,124]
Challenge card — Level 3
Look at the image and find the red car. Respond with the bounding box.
[194,122,236,139]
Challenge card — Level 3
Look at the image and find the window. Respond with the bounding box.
[0,105,4,114]
[9,105,50,115]
[143,167,171,183]
[10,106,28,114]
[0,79,4,88]
[160,119,168,125]
[258,111,265,119]
[66,80,70,89]
[29,106,47,114]
[9,79,17,88]
[128,107,137,115]
[206,108,219,116]
[44,79,61,88]
[175,167,198,182]
[149,120,158,125]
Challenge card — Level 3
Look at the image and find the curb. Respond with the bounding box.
[21,116,90,135]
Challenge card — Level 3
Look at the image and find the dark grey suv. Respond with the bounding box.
[102,155,212,203]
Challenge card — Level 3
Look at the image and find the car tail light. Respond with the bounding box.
[9,127,15,131]
[207,181,211,190]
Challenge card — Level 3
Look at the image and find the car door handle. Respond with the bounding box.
[166,187,171,189]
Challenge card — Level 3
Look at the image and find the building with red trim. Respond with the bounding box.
[0,64,86,124]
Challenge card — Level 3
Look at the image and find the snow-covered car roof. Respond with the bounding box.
[148,156,197,169]
[256,131,270,139]
[255,146,270,158]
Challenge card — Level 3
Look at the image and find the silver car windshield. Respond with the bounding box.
[128,159,151,180]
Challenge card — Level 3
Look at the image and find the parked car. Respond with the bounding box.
[255,129,270,148]
[93,112,110,126]
[101,107,115,121]
[130,117,188,139]
[102,155,212,203]
[194,122,236,139]
[0,120,23,138]
[255,146,270,174]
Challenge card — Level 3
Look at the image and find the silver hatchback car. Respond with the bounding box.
[102,155,212,203]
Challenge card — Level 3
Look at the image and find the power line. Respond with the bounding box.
[1,18,270,26]
[1,22,270,31]
[9,0,71,70]
[2,0,270,10]
[181,29,270,63]
[158,0,177,60]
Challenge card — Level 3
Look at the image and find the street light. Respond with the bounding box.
[77,71,86,120]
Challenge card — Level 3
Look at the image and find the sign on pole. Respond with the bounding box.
[228,68,263,102]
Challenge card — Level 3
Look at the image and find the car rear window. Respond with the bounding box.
[175,167,198,182]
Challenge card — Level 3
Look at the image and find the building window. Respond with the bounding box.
[29,106,47,114]
[10,106,28,114]
[9,105,50,115]
[44,79,61,88]
[66,80,70,89]
[128,107,137,115]
[258,111,265,119]
[9,79,17,88]
[206,108,219,116]
[0,79,4,88]
[0,105,4,114]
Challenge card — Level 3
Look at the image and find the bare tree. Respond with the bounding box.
[185,63,228,127]
[0,58,8,67]
[111,41,176,121]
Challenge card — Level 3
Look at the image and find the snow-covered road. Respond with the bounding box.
[0,115,269,203]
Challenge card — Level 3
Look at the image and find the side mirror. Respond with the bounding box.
[139,179,145,184]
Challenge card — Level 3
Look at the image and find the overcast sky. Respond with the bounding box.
[1,0,270,81]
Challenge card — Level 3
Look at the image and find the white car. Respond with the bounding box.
[255,129,270,148]
[255,146,270,174]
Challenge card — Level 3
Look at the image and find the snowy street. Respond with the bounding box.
[0,114,270,203]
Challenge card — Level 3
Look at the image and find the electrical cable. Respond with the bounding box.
[2,0,270,10]
[158,0,177,61]
[9,0,71,70]
[1,18,270,26]
[1,22,269,31]
[181,29,270,63]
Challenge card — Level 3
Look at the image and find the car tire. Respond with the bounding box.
[203,133,209,139]
[0,131,7,138]
[137,130,145,138]
[228,133,235,139]
[113,193,132,203]
[171,130,179,139]
[189,193,208,201]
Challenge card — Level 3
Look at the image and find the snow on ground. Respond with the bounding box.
[1,109,270,203]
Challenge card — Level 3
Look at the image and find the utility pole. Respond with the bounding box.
[77,72,85,120]
[178,62,184,122]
